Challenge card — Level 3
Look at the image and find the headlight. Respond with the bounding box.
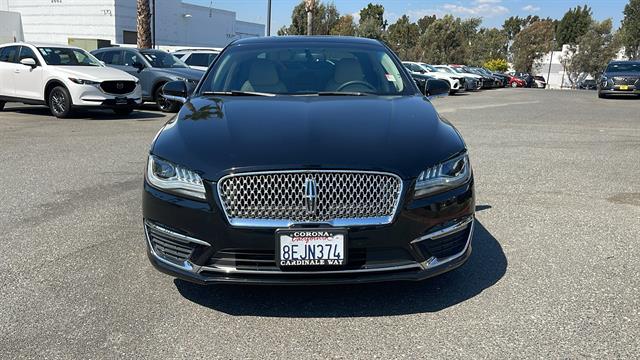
[414,153,471,198]
[146,155,206,200]
[69,78,100,85]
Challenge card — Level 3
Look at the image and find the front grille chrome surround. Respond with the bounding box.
[216,170,403,228]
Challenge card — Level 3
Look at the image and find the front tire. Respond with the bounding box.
[113,107,134,116]
[0,100,5,111]
[511,82,518,88]
[598,92,606,99]
[48,86,73,118]
[155,86,180,113]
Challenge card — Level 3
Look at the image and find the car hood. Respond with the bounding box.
[152,95,465,181]
[459,72,482,79]
[153,67,204,80]
[603,72,640,78]
[53,66,138,82]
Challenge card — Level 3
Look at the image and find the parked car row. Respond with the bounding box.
[0,42,209,117]
[402,61,536,96]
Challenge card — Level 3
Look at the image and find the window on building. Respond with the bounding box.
[123,30,137,45]
[0,46,20,63]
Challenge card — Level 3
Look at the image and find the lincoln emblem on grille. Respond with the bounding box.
[116,82,124,90]
[302,178,318,213]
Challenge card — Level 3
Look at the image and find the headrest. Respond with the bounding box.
[334,58,364,83]
[248,59,280,86]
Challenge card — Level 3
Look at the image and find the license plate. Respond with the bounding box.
[276,228,346,268]
[620,85,629,90]
[115,97,128,105]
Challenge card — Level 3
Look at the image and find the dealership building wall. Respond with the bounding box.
[0,0,264,47]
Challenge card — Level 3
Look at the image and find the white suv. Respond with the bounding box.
[0,43,142,118]
[172,49,220,71]
[403,61,464,94]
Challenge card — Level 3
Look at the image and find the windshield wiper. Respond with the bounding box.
[295,91,372,96]
[201,91,276,97]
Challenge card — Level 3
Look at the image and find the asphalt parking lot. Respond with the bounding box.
[1,89,638,358]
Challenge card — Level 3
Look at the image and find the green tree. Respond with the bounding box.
[415,15,473,64]
[470,28,507,65]
[359,3,387,30]
[416,15,436,34]
[502,16,523,41]
[484,58,509,72]
[556,5,593,45]
[511,20,556,72]
[278,1,339,36]
[620,0,640,59]
[330,15,356,36]
[564,19,619,84]
[387,15,420,59]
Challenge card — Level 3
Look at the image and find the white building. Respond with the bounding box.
[0,10,23,43]
[0,0,264,48]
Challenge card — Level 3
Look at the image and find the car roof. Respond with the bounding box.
[1,42,80,49]
[232,36,382,47]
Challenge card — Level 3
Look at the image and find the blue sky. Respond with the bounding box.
[189,0,629,33]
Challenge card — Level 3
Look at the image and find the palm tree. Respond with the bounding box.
[305,0,316,35]
[137,0,152,48]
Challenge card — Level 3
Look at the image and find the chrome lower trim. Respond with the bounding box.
[225,216,397,228]
[144,220,211,247]
[144,223,201,273]
[414,217,474,270]
[198,262,422,275]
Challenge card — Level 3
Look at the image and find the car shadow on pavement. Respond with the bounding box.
[175,209,507,317]
[4,105,166,120]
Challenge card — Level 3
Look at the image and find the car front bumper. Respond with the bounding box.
[142,178,475,285]
[599,86,640,96]
[71,83,143,107]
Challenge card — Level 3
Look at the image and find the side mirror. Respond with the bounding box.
[425,79,450,98]
[20,58,37,68]
[162,80,189,103]
[132,61,145,72]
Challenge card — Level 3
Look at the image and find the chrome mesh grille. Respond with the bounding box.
[613,76,639,85]
[217,171,403,227]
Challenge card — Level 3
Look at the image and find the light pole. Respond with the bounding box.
[266,0,272,36]
[546,36,555,89]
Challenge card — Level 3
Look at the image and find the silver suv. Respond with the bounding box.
[91,48,204,112]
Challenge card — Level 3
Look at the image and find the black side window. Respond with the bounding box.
[0,46,20,63]
[93,52,104,61]
[18,46,39,64]
[122,51,140,67]
[101,50,123,65]
[186,53,210,67]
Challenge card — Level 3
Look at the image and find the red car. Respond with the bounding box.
[508,75,526,87]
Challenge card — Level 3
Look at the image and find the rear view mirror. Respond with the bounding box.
[132,61,146,72]
[425,79,450,98]
[20,58,37,68]
[162,81,189,103]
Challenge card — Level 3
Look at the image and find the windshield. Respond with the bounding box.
[606,63,640,73]
[199,43,409,95]
[37,47,101,66]
[141,51,188,68]
[420,64,436,72]
[435,66,454,74]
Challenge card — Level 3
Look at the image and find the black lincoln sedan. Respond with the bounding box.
[143,36,475,285]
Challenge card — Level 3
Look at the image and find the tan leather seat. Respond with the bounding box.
[240,59,287,93]
[326,58,365,91]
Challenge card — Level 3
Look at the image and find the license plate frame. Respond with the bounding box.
[276,228,347,269]
[115,97,128,105]
[619,85,629,90]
